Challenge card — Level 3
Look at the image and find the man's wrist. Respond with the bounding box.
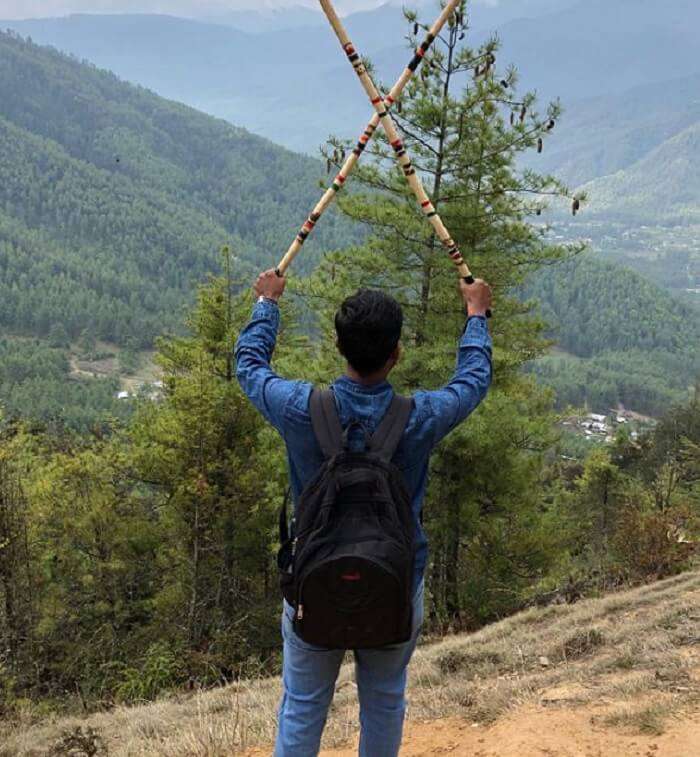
[462,302,488,318]
[257,295,280,306]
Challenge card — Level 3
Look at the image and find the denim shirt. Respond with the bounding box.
[235,299,493,587]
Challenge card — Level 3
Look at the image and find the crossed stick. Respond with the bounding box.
[279,1,492,316]
[276,0,462,277]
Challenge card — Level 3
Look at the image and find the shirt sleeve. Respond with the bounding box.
[416,316,493,449]
[234,299,299,435]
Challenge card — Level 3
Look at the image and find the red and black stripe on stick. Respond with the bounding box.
[275,0,462,276]
[319,0,489,304]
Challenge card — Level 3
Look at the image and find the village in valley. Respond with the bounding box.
[561,407,657,446]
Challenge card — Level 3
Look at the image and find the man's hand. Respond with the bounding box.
[254,269,286,303]
[459,278,493,318]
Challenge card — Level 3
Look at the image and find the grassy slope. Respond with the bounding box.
[5,568,699,755]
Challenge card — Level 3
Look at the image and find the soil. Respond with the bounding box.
[319,705,700,757]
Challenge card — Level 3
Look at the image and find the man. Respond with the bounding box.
[235,269,493,757]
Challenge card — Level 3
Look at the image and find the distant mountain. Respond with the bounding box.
[0,30,351,347]
[488,0,700,103]
[0,12,392,153]
[580,122,700,224]
[526,74,700,188]
[465,0,581,30]
[204,5,323,33]
[5,0,700,154]
[205,0,582,34]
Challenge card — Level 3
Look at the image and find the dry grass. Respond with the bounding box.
[3,570,700,756]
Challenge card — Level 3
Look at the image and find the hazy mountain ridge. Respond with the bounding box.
[526,73,700,188]
[1,12,393,152]
[8,0,700,154]
[488,0,700,102]
[0,29,350,346]
[204,5,324,33]
[580,122,700,224]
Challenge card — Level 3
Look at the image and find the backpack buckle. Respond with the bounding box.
[342,421,371,452]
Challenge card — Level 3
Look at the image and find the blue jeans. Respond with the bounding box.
[274,582,425,757]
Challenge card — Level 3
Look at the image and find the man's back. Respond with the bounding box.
[234,275,493,757]
[234,297,493,586]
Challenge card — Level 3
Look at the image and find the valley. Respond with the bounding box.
[3,1,699,426]
[0,4,698,741]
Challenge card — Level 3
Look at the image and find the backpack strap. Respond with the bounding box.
[369,395,413,462]
[310,389,344,459]
[279,487,292,545]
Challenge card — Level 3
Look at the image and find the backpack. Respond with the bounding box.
[277,389,416,649]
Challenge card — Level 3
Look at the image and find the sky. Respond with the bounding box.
[0,0,391,19]
[0,0,504,20]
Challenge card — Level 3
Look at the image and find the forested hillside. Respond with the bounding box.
[526,256,700,415]
[0,30,351,348]
[8,2,699,318]
[579,123,700,224]
[0,4,697,730]
[0,338,128,430]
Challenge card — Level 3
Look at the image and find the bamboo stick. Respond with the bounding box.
[276,0,462,277]
[318,0,477,284]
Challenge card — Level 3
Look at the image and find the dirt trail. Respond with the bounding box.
[321,705,700,756]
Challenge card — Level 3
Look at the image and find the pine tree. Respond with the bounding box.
[129,248,288,670]
[296,0,584,626]
[0,456,35,697]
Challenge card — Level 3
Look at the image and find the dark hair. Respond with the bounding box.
[335,289,403,376]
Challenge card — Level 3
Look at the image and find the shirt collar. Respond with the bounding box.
[333,375,392,396]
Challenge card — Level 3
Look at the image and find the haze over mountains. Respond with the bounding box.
[5,1,699,283]
[4,0,698,154]
[0,1,579,24]
[0,1,698,419]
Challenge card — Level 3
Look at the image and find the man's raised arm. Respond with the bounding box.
[234,270,296,433]
[419,279,494,448]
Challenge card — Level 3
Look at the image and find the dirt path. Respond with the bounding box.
[320,705,700,757]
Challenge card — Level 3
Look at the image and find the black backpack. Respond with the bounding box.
[278,389,415,649]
